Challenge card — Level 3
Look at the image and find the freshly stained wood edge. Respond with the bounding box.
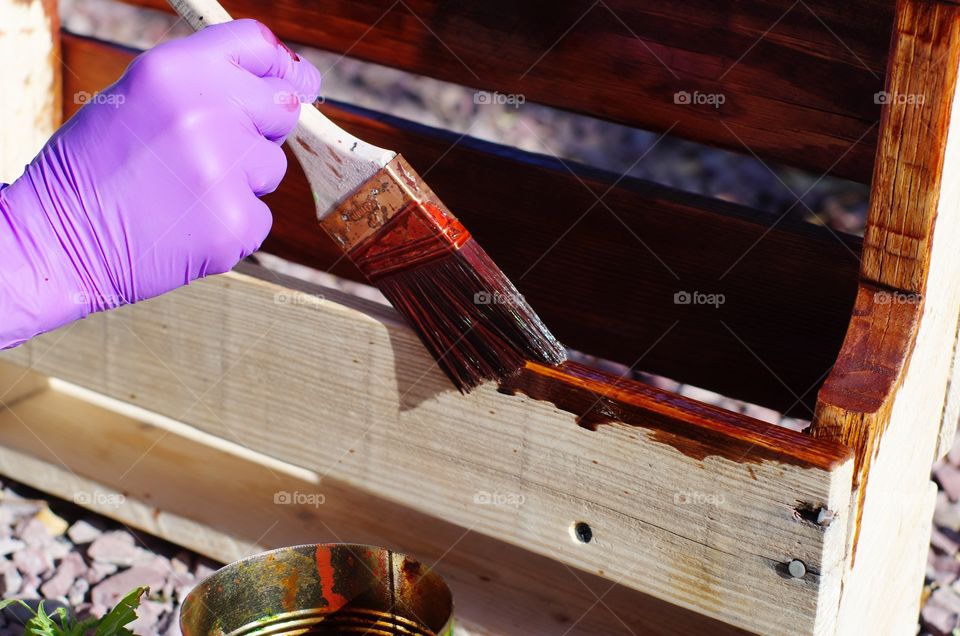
[0,0,61,182]
[811,283,921,550]
[810,0,960,631]
[1,263,855,634]
[124,0,889,181]
[0,373,752,636]
[59,30,863,414]
[861,0,960,292]
[503,361,851,472]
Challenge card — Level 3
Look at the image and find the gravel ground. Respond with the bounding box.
[0,480,217,635]
[923,450,960,635]
[24,1,934,634]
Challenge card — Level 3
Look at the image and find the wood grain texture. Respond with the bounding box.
[0,363,46,409]
[0,373,752,635]
[126,0,892,181]
[810,0,960,631]
[60,31,863,414]
[1,263,855,635]
[0,0,61,182]
[812,283,920,551]
[861,0,960,292]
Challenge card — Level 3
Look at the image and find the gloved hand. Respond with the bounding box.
[0,19,320,348]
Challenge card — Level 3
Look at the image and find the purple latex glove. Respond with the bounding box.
[0,20,321,348]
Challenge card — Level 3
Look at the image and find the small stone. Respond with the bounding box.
[922,601,959,636]
[40,552,87,600]
[85,562,118,584]
[171,550,192,575]
[164,570,194,602]
[778,417,809,433]
[947,439,960,466]
[0,539,24,557]
[163,613,183,636]
[13,546,52,577]
[46,540,71,561]
[0,560,21,596]
[40,572,73,601]
[15,517,52,548]
[175,581,195,605]
[141,554,172,577]
[928,552,960,585]
[15,573,40,599]
[936,464,960,502]
[67,519,103,545]
[87,530,143,566]
[935,492,960,531]
[932,586,960,614]
[91,566,166,608]
[33,508,67,537]
[934,527,960,556]
[87,604,108,619]
[742,403,781,425]
[195,558,219,580]
[0,493,41,521]
[637,373,680,393]
[68,578,90,607]
[129,599,168,633]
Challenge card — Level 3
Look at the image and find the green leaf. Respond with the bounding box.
[67,617,101,636]
[94,586,148,636]
[24,600,61,636]
[0,598,33,613]
[0,586,147,636]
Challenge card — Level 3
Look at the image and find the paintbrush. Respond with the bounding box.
[166,0,566,391]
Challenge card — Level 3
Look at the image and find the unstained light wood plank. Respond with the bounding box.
[1,262,854,635]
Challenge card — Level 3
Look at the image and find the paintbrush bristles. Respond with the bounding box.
[320,154,566,391]
[375,239,567,391]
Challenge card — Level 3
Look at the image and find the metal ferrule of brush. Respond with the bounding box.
[319,155,471,280]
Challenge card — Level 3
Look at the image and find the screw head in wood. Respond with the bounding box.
[788,559,806,578]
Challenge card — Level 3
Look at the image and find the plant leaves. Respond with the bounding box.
[94,586,148,636]
[24,600,61,636]
[0,586,147,636]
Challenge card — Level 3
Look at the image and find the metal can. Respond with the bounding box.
[180,543,454,635]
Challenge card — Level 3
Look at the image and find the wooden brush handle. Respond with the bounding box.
[167,0,233,28]
[165,0,396,221]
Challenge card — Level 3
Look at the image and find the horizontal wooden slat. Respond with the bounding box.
[0,369,750,635]
[61,32,862,414]
[1,263,855,634]
[126,0,891,181]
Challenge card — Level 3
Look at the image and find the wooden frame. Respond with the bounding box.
[1,0,959,634]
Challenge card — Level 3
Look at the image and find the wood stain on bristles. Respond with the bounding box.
[321,155,566,391]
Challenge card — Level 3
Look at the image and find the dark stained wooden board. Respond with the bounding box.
[126,0,893,181]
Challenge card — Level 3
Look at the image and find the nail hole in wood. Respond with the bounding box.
[572,522,593,544]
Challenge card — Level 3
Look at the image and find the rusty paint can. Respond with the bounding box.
[179,544,454,635]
